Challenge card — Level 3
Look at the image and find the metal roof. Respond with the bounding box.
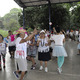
[14,0,80,7]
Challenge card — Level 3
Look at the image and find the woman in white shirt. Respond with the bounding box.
[13,29,37,80]
[37,30,51,72]
[51,27,67,74]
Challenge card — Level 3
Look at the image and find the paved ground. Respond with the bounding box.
[0,40,80,80]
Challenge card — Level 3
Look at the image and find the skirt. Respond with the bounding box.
[38,52,51,61]
[52,46,67,57]
[28,49,37,57]
[77,43,80,49]
[16,58,27,71]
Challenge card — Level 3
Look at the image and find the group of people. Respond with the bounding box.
[66,29,80,55]
[66,29,79,41]
[0,27,80,80]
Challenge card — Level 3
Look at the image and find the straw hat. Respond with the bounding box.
[16,28,26,34]
[18,29,26,33]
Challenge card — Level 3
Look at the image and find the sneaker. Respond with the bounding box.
[10,56,12,58]
[77,53,80,55]
[13,71,19,79]
[57,68,62,74]
[31,66,35,70]
[39,66,43,71]
[45,67,48,72]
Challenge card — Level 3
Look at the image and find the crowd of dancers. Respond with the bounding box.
[0,27,80,80]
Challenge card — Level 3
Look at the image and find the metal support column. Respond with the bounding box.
[48,1,51,31]
[23,8,25,29]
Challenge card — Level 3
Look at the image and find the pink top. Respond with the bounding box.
[10,35,15,42]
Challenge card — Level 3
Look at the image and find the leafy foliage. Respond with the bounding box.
[19,4,70,30]
[0,2,80,33]
[0,8,22,32]
[70,5,80,29]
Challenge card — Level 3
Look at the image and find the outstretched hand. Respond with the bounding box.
[33,28,38,35]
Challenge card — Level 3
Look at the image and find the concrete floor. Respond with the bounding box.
[0,40,80,80]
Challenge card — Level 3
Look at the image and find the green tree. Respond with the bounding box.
[2,8,22,31]
[0,20,4,28]
[71,4,80,29]
[19,4,70,30]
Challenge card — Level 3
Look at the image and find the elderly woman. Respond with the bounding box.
[37,30,51,72]
[13,29,37,80]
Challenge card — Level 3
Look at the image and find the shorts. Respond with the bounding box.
[16,58,27,71]
[8,46,16,52]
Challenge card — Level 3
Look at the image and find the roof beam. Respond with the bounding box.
[14,0,26,8]
[53,0,80,4]
[23,0,47,4]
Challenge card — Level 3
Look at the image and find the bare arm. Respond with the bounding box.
[37,40,41,46]
[45,39,51,46]
[20,29,37,43]
[63,38,65,43]
[20,33,35,43]
[50,40,55,43]
[28,41,35,46]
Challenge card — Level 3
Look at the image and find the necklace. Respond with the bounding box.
[41,39,45,47]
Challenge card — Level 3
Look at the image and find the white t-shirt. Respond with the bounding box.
[66,31,69,34]
[75,31,79,36]
[45,34,48,37]
[50,34,55,48]
[24,34,28,39]
[38,37,49,52]
[7,36,15,46]
[15,37,22,45]
[51,34,65,46]
[15,37,27,59]
[79,34,80,42]
[0,41,6,55]
[70,32,73,36]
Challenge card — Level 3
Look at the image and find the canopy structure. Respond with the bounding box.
[14,0,80,30]
[14,0,80,8]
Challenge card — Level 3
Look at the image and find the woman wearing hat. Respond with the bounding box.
[51,27,67,74]
[13,29,37,80]
[37,30,51,72]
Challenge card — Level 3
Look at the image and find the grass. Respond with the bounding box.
[0,29,8,37]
